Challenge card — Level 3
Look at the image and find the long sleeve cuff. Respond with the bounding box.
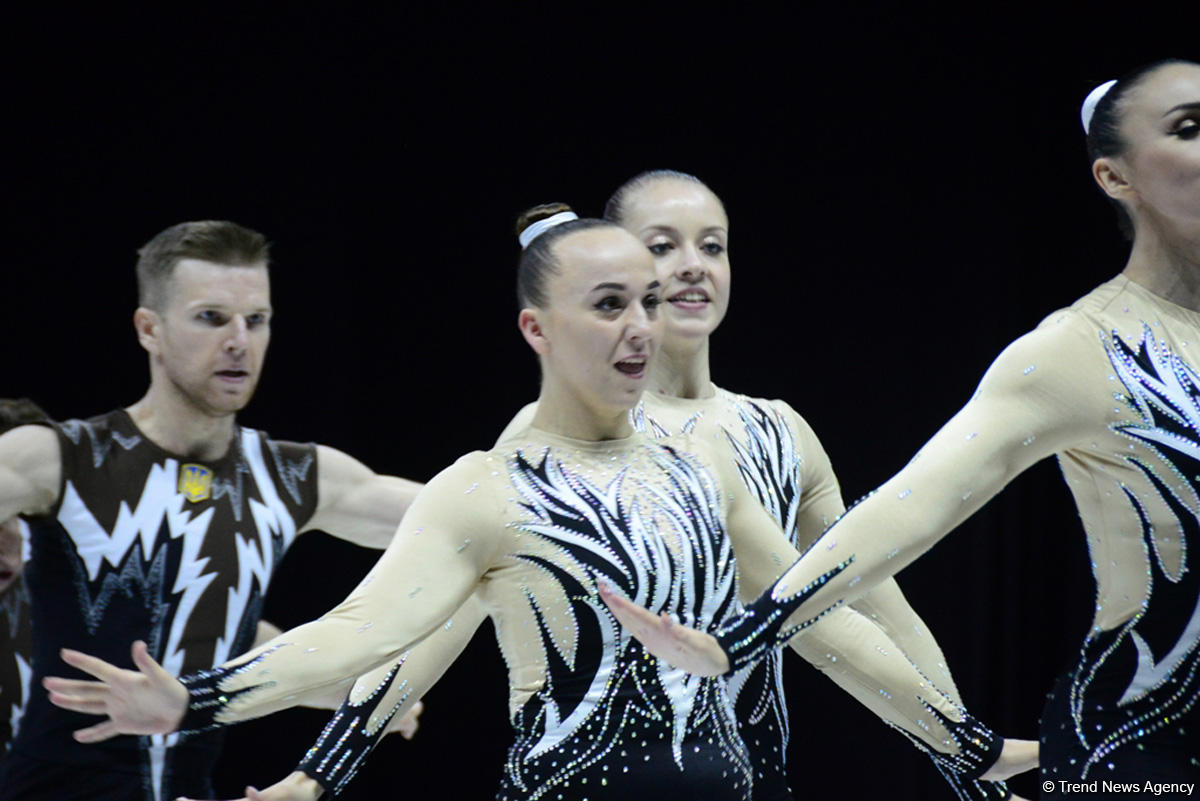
[295,661,412,797]
[177,650,277,734]
[715,557,854,674]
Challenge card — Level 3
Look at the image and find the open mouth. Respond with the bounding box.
[614,356,647,378]
[0,570,14,582]
[216,369,250,382]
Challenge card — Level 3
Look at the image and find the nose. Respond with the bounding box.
[626,301,655,346]
[224,316,250,354]
[675,243,707,283]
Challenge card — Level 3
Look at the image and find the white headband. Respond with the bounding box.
[1081,79,1117,134]
[519,211,579,249]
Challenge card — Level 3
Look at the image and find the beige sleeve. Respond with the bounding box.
[779,403,968,702]
[777,403,846,550]
[735,314,1109,653]
[721,464,967,752]
[180,453,505,727]
[345,593,489,727]
[773,404,969,711]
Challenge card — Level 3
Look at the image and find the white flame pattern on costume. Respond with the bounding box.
[1102,326,1200,708]
[508,444,738,767]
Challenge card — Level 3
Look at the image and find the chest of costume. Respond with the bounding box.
[26,415,316,675]
[636,393,805,547]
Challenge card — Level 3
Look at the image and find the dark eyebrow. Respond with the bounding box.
[646,280,660,291]
[1164,101,1200,117]
[591,282,626,292]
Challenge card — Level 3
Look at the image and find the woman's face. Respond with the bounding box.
[618,179,731,345]
[1110,63,1200,235]
[528,227,664,413]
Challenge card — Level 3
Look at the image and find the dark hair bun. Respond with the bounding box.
[515,203,575,238]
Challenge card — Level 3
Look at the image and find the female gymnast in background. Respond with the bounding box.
[604,59,1200,792]
[43,214,1032,800]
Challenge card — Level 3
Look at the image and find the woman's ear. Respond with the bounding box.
[518,308,550,356]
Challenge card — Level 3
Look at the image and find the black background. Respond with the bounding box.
[2,5,1193,799]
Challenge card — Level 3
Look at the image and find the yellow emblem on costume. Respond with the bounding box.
[178,464,213,503]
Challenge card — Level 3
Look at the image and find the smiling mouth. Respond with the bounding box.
[668,290,710,306]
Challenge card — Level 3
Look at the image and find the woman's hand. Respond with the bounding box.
[391,699,424,740]
[599,583,731,676]
[980,738,1039,781]
[43,640,188,742]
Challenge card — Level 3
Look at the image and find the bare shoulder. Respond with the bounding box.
[313,443,371,483]
[0,424,62,512]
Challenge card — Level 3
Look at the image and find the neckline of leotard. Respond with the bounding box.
[519,424,643,453]
[1115,273,1200,329]
[643,382,723,409]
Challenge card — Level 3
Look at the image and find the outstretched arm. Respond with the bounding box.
[289,594,489,797]
[607,318,1106,675]
[46,453,504,739]
[717,319,1106,672]
[302,445,424,549]
[0,425,60,522]
[177,597,492,801]
[786,404,1016,797]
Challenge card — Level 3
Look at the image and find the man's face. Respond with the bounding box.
[0,518,23,595]
[146,259,272,416]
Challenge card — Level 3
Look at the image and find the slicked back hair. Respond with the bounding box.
[603,170,716,225]
[1085,59,1196,240]
[136,220,270,311]
[515,204,619,309]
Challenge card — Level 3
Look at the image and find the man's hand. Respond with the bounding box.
[599,583,730,676]
[44,640,188,742]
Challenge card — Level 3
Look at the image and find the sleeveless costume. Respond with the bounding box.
[714,276,1200,797]
[168,427,1002,800]
[0,410,318,801]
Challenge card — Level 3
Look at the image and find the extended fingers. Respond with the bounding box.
[131,640,173,682]
[59,648,122,681]
[48,691,110,715]
[45,678,110,715]
[73,718,122,743]
[43,676,108,695]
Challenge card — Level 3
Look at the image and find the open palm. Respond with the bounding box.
[43,640,189,743]
[599,583,730,676]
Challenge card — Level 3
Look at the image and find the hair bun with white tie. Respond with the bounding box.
[518,211,579,249]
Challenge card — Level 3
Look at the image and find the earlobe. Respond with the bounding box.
[518,308,550,355]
